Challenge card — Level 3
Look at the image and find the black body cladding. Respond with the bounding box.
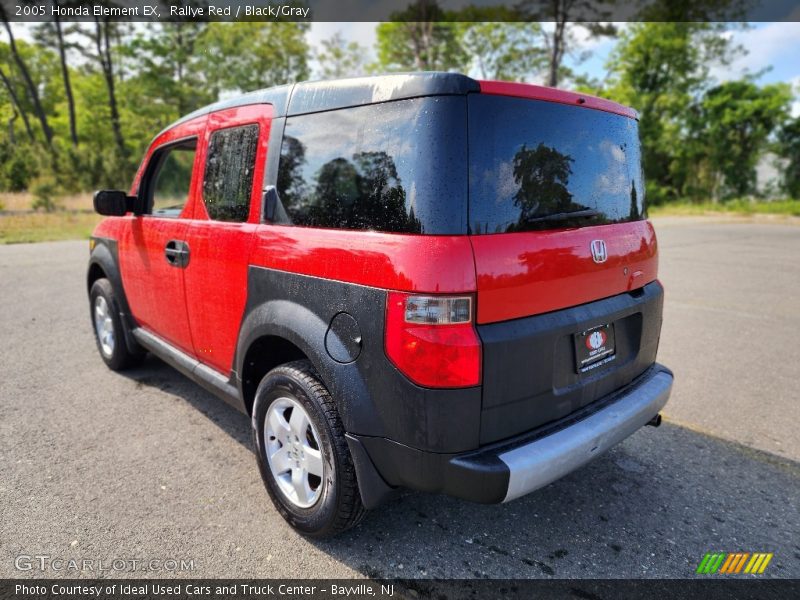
[355,363,671,504]
[235,267,483,454]
[87,237,140,355]
[232,271,663,503]
[478,281,664,443]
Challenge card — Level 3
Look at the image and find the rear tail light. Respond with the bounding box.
[385,292,481,388]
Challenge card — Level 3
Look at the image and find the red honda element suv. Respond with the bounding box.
[87,73,673,537]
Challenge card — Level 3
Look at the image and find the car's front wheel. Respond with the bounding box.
[89,278,144,371]
[252,360,365,537]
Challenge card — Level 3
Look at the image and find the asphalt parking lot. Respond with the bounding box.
[0,218,798,579]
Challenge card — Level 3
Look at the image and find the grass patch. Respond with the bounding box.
[0,211,101,244]
[0,191,93,212]
[649,199,800,217]
[0,191,99,244]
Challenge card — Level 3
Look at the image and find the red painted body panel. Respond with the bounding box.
[469,220,658,324]
[184,105,273,373]
[250,226,477,294]
[92,216,125,243]
[184,221,259,372]
[119,217,195,352]
[117,115,208,354]
[478,80,638,120]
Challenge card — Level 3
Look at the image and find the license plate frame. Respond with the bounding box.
[574,323,616,373]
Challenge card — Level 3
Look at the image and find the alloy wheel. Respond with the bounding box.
[264,397,325,508]
[94,295,115,357]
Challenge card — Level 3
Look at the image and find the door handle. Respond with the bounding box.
[165,240,190,268]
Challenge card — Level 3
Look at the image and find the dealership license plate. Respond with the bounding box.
[574,323,616,373]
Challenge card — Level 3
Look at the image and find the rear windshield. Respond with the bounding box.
[468,94,645,234]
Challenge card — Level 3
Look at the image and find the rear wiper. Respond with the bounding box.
[524,209,602,223]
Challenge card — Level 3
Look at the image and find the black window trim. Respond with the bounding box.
[261,115,286,223]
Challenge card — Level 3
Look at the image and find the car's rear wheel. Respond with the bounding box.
[252,360,365,537]
[90,278,145,371]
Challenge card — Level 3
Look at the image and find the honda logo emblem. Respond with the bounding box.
[590,240,608,263]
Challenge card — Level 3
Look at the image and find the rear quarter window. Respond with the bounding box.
[468,94,645,234]
[275,96,468,235]
[202,124,259,223]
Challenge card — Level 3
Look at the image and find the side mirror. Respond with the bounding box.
[93,190,137,216]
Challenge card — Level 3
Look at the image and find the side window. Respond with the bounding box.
[275,97,468,235]
[202,124,259,222]
[146,139,197,217]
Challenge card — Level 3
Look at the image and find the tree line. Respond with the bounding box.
[1,3,798,207]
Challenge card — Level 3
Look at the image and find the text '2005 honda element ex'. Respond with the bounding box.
[88,73,673,537]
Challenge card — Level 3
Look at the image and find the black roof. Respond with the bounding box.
[160,72,479,136]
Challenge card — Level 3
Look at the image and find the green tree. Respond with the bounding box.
[778,116,800,198]
[34,9,78,147]
[698,81,791,199]
[374,1,465,72]
[69,19,130,162]
[0,52,35,143]
[125,22,211,117]
[199,23,310,98]
[315,32,368,79]
[0,34,61,188]
[0,6,54,148]
[0,20,309,194]
[0,139,40,191]
[516,0,616,87]
[460,22,546,80]
[600,22,744,203]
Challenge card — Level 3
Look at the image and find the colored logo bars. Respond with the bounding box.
[696,552,773,574]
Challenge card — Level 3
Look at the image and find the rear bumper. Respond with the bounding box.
[354,364,673,504]
[495,364,672,501]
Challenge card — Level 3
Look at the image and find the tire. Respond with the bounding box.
[89,278,145,371]
[252,360,365,537]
